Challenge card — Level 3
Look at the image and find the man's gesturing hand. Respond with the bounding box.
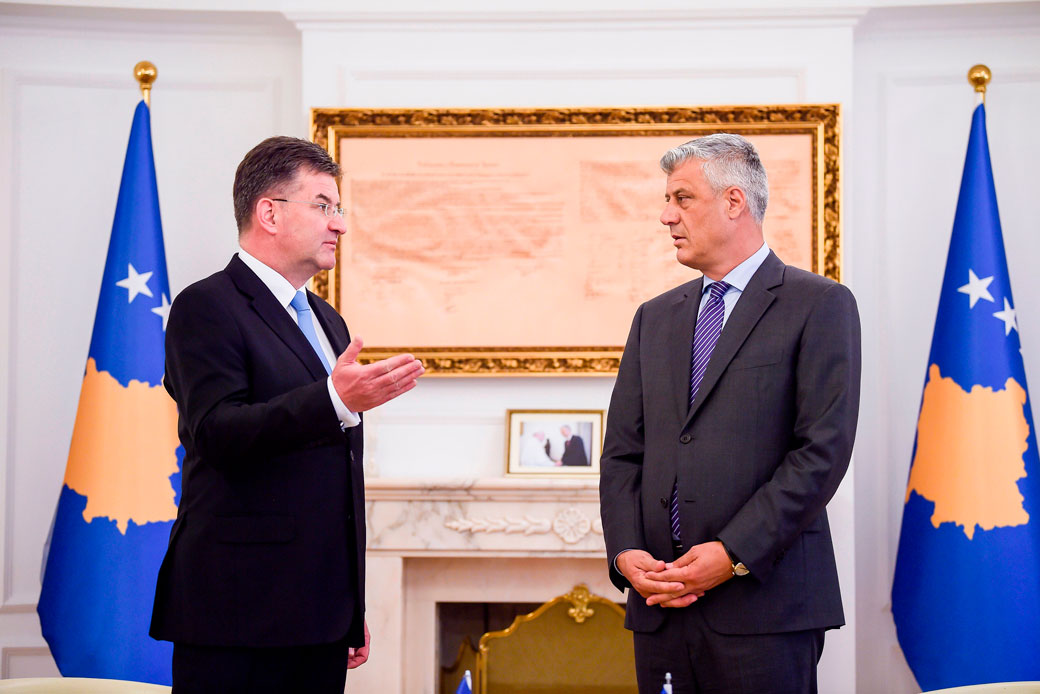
[332,337,425,412]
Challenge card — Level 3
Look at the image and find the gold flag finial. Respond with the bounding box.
[967,64,991,103]
[134,61,157,107]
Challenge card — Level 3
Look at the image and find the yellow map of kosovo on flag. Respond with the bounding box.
[907,363,1030,539]
[63,358,179,533]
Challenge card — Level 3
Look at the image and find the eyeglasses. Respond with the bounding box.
[271,198,345,219]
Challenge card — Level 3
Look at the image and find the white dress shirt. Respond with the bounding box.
[237,248,360,429]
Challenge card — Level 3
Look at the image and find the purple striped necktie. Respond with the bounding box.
[671,280,731,544]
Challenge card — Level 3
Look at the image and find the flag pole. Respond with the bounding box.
[967,63,990,106]
[134,60,157,107]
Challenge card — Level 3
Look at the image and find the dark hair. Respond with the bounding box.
[233,136,341,232]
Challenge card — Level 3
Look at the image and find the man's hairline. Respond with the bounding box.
[237,166,340,236]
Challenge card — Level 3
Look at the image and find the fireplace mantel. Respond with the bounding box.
[354,477,618,694]
[366,477,607,556]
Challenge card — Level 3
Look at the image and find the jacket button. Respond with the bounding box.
[659,497,668,508]
[679,434,692,444]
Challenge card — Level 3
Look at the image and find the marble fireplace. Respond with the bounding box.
[349,477,618,694]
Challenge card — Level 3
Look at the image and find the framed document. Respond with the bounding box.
[310,105,841,376]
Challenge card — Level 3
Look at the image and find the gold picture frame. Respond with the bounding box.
[505,409,604,477]
[311,104,841,376]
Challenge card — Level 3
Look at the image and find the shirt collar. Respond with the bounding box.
[703,241,770,295]
[237,247,301,309]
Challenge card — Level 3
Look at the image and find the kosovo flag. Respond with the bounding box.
[37,100,180,685]
[892,104,1040,689]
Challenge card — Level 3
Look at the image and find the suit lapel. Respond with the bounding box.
[311,290,348,357]
[667,277,704,421]
[225,255,330,381]
[683,252,784,428]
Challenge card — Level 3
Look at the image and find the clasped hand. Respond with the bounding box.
[617,541,734,609]
[331,337,425,412]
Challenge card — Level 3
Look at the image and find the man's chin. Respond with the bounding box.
[319,249,338,270]
[675,251,700,271]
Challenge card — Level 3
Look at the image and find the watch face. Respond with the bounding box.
[733,562,750,576]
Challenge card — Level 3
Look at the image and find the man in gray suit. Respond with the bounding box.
[599,133,860,694]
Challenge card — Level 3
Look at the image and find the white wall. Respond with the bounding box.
[2,1,1039,690]
[0,5,302,677]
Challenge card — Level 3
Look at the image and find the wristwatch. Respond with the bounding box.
[719,540,750,577]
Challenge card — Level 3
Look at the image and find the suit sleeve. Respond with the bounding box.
[164,285,344,467]
[717,282,861,581]
[599,304,648,592]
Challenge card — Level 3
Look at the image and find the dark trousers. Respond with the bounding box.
[172,636,351,694]
[633,605,825,694]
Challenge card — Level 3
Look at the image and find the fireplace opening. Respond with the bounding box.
[437,601,541,692]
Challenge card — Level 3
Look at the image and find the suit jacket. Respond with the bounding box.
[561,435,589,466]
[150,254,366,649]
[599,251,860,636]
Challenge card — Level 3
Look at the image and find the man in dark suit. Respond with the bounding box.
[150,136,424,693]
[599,133,860,694]
[560,425,589,466]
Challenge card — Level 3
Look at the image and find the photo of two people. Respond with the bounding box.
[506,410,602,476]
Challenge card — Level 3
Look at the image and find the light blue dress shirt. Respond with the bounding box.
[697,241,771,326]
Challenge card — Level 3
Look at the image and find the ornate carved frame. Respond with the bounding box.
[311,105,841,376]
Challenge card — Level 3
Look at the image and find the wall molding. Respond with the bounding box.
[288,9,867,33]
[887,68,1040,89]
[0,6,297,41]
[856,2,1040,35]
[1,646,52,679]
[343,66,806,85]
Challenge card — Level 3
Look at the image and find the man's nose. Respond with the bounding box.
[330,214,348,234]
[660,203,678,226]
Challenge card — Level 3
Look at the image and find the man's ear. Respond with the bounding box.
[723,186,747,220]
[253,197,279,236]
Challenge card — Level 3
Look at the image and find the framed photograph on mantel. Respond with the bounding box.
[310,105,841,376]
[505,409,604,477]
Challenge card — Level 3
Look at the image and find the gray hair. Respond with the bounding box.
[660,133,769,224]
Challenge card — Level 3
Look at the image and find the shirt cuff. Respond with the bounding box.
[327,376,361,429]
[613,548,638,573]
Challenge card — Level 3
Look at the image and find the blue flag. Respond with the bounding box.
[37,100,180,685]
[456,669,473,694]
[892,104,1040,690]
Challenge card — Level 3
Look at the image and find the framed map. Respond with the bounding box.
[310,105,841,376]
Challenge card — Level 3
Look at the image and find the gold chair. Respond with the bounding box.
[475,584,637,694]
[441,636,478,694]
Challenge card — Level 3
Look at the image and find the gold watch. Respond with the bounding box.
[719,540,749,576]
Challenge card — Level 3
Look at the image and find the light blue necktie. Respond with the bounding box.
[290,290,332,374]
